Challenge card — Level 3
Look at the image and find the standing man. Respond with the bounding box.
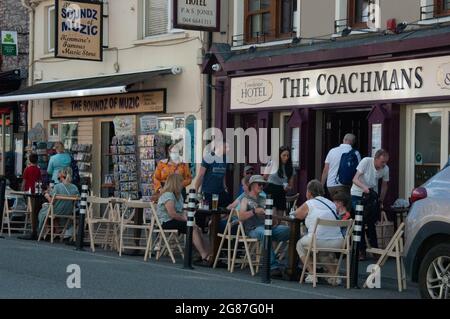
[321,133,361,198]
[195,140,231,208]
[351,149,390,258]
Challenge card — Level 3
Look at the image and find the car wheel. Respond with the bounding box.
[418,243,450,299]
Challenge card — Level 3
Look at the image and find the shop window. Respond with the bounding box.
[244,0,296,43]
[434,0,450,17]
[60,122,78,151]
[347,0,369,29]
[47,6,55,53]
[414,112,441,187]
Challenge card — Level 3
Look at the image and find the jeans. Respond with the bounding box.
[351,195,378,252]
[248,224,290,270]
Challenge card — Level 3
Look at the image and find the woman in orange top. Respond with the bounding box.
[153,144,192,196]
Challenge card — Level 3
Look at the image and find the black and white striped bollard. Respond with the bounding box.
[350,201,364,288]
[183,189,196,269]
[262,194,273,283]
[76,185,88,251]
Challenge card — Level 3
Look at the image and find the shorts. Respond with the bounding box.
[161,219,187,234]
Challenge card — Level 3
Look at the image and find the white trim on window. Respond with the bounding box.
[143,0,184,40]
[47,6,55,53]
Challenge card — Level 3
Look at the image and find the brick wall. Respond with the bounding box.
[0,0,29,75]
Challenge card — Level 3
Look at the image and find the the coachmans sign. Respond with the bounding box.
[230,55,450,110]
[51,90,166,118]
[55,0,103,61]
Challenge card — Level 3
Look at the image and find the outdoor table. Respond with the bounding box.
[196,207,229,266]
[10,191,45,240]
[277,215,301,281]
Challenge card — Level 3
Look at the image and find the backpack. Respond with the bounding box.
[336,149,358,186]
[70,156,81,187]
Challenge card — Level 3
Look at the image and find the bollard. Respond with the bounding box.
[261,194,273,284]
[76,185,88,250]
[350,201,364,288]
[183,189,196,269]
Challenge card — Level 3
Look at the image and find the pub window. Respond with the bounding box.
[434,0,450,17]
[244,0,296,43]
[347,0,369,29]
[47,6,55,52]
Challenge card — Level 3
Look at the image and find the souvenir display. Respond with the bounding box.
[71,143,93,187]
[111,135,139,200]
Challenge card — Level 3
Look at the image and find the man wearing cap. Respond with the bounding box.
[237,165,255,196]
[239,175,290,277]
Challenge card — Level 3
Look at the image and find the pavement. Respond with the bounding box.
[0,236,420,299]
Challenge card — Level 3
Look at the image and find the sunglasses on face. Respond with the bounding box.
[256,183,265,187]
[245,171,254,175]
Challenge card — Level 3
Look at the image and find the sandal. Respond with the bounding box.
[194,258,211,267]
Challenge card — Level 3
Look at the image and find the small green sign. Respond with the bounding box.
[1,31,18,56]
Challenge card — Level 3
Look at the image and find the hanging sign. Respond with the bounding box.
[55,0,103,61]
[1,31,18,56]
[173,0,220,31]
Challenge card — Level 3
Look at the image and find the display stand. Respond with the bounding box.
[71,144,93,188]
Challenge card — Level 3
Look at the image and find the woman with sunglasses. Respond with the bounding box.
[264,146,294,214]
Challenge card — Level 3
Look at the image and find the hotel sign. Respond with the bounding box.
[231,55,450,110]
[55,0,103,61]
[173,0,220,31]
[51,90,166,118]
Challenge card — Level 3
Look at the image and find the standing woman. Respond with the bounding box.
[264,146,294,214]
[153,144,192,198]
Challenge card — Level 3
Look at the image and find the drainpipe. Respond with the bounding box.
[21,0,39,133]
[206,32,213,130]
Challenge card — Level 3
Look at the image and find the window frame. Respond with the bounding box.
[347,0,369,30]
[434,0,450,17]
[47,6,55,53]
[244,0,295,44]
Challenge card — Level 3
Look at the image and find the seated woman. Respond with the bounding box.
[293,180,344,285]
[37,167,80,234]
[157,173,211,266]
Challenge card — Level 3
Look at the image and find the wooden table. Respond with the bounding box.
[10,191,45,240]
[277,215,301,281]
[196,207,229,266]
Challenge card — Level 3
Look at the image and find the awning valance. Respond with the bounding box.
[0,66,181,103]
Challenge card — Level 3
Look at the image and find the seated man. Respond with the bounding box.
[239,175,290,277]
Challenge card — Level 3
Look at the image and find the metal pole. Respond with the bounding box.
[76,185,88,250]
[183,189,195,269]
[262,194,273,283]
[350,201,364,288]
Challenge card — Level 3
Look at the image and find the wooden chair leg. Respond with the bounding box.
[213,231,227,268]
[88,222,96,252]
[346,253,351,289]
[313,248,317,288]
[299,248,310,284]
[230,228,241,273]
[242,237,255,276]
[395,242,402,292]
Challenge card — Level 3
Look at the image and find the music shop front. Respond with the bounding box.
[214,54,450,204]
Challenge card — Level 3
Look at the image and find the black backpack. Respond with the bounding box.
[336,149,359,186]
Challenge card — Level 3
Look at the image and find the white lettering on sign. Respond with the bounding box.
[230,55,450,109]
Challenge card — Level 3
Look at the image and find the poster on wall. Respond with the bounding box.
[114,116,135,136]
[158,118,174,136]
[55,0,103,61]
[291,127,300,168]
[140,115,159,134]
[371,124,382,157]
[1,31,18,56]
[173,0,220,31]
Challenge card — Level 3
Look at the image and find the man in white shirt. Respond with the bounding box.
[321,133,361,198]
[351,149,390,258]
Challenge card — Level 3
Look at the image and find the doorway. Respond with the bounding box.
[322,109,370,161]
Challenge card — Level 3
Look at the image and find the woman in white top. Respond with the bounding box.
[292,180,344,284]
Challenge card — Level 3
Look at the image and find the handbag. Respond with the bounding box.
[375,211,395,249]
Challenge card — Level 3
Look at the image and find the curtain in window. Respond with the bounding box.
[144,0,168,37]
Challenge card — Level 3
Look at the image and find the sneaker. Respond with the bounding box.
[270,268,283,278]
[327,277,342,286]
[304,274,315,284]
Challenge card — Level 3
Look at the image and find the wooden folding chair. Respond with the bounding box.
[38,194,79,243]
[144,202,183,263]
[213,209,239,271]
[118,200,152,257]
[86,196,121,252]
[285,193,300,215]
[230,210,261,276]
[1,196,32,236]
[300,219,354,288]
[364,222,407,292]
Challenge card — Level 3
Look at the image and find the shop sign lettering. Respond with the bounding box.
[51,90,166,118]
[174,0,220,31]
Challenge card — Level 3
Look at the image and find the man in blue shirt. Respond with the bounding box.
[195,141,231,208]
